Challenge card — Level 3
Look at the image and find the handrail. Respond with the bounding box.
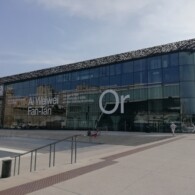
[14,135,81,157]
[13,134,82,176]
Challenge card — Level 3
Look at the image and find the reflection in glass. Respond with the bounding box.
[181,98,195,114]
[163,84,179,98]
[122,61,133,73]
[148,69,162,83]
[134,71,147,84]
[148,85,162,99]
[180,82,195,98]
[180,65,195,81]
[179,52,194,65]
[148,56,161,69]
[163,67,179,83]
[134,59,147,72]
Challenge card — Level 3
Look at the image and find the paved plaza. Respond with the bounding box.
[0,130,194,194]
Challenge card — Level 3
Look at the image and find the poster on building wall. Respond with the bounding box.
[0,85,4,96]
[63,92,95,104]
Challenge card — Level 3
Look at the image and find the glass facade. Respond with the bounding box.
[2,51,195,132]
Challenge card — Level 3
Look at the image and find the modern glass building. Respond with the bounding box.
[1,38,195,133]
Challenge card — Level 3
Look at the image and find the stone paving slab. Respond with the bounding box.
[0,129,173,146]
[0,135,183,195]
[28,135,191,195]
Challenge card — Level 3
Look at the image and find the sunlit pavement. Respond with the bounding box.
[0,131,194,194]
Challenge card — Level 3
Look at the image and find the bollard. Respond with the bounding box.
[1,159,12,178]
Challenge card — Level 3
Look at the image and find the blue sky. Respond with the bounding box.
[0,0,195,77]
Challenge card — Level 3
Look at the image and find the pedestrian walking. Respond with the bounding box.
[170,122,177,136]
[192,123,195,133]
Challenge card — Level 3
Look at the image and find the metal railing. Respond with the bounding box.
[13,134,81,176]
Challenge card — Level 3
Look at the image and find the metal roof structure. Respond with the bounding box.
[1,38,195,85]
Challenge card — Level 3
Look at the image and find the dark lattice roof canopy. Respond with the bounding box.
[1,38,195,84]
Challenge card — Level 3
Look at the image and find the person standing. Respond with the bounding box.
[170,122,177,136]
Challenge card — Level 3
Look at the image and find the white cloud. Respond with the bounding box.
[34,0,195,25]
[34,0,156,21]
[131,0,195,46]
[141,0,195,32]
[2,0,195,77]
[33,0,195,42]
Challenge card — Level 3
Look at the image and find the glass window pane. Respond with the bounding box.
[121,73,133,85]
[110,64,121,75]
[148,56,161,70]
[99,77,109,86]
[134,71,148,84]
[64,73,71,81]
[181,98,195,114]
[163,67,179,83]
[148,69,162,83]
[90,68,99,78]
[162,53,178,68]
[110,75,121,86]
[100,66,109,77]
[170,53,179,66]
[148,99,163,112]
[163,84,179,97]
[162,55,169,68]
[148,86,163,99]
[64,82,71,90]
[134,87,148,100]
[122,61,133,73]
[134,59,147,72]
[71,72,78,80]
[180,65,195,81]
[180,82,195,98]
[29,80,36,95]
[179,52,194,65]
[79,70,89,80]
[71,81,78,89]
[89,78,99,87]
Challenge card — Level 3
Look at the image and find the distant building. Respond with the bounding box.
[1,38,195,132]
